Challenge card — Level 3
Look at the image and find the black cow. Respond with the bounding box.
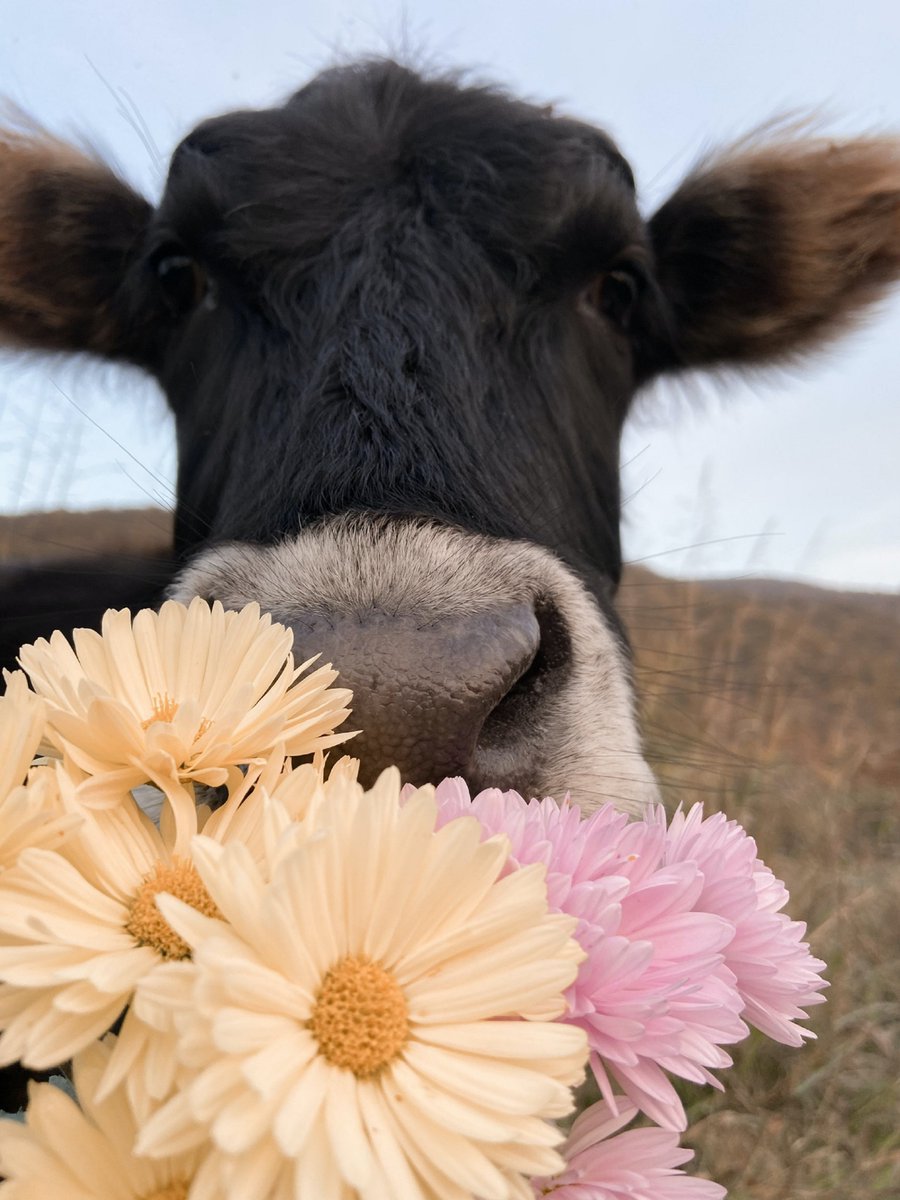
[2,60,899,812]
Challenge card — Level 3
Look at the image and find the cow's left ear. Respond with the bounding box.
[0,124,156,363]
[644,135,900,373]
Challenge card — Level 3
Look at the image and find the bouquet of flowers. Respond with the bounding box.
[0,599,827,1199]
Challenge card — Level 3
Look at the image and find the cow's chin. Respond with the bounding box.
[169,516,660,816]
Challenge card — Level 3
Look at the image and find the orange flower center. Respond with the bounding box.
[142,693,180,728]
[141,693,212,741]
[308,955,409,1077]
[125,858,220,961]
[142,1184,190,1200]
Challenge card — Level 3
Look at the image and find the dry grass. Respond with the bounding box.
[2,511,898,1197]
[618,568,900,1200]
[0,508,171,564]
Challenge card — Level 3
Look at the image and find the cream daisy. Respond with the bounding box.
[136,769,588,1200]
[0,670,45,797]
[0,755,337,1116]
[18,598,354,849]
[0,1036,205,1199]
[0,671,78,871]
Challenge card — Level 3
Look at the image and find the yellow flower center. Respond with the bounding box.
[308,955,409,1077]
[142,693,180,728]
[141,693,212,741]
[142,1185,190,1200]
[125,858,221,961]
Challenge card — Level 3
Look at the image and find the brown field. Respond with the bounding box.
[0,508,173,564]
[618,570,900,1200]
[3,510,899,1199]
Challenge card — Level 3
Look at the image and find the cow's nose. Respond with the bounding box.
[288,603,541,786]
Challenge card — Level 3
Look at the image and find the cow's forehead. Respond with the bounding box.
[284,61,632,176]
[158,62,639,270]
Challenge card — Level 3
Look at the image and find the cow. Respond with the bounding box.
[1,59,899,815]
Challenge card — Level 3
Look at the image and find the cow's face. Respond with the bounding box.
[2,62,899,809]
[155,64,658,805]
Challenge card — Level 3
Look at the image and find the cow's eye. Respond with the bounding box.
[600,270,639,328]
[154,249,209,317]
[580,268,641,331]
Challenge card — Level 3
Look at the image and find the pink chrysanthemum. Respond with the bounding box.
[662,803,828,1045]
[532,1099,726,1199]
[434,782,747,1131]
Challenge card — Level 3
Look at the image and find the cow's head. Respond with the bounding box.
[2,62,899,810]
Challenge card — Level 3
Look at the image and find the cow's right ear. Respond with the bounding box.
[643,134,900,374]
[0,123,157,364]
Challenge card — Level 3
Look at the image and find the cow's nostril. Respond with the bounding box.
[478,601,571,737]
[473,600,573,789]
[285,603,543,788]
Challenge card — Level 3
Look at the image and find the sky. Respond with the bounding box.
[1,0,899,591]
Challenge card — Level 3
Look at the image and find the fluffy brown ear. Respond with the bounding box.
[0,122,154,361]
[646,134,900,371]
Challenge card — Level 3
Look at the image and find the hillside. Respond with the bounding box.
[618,567,900,794]
[1,509,898,1198]
[0,508,173,564]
